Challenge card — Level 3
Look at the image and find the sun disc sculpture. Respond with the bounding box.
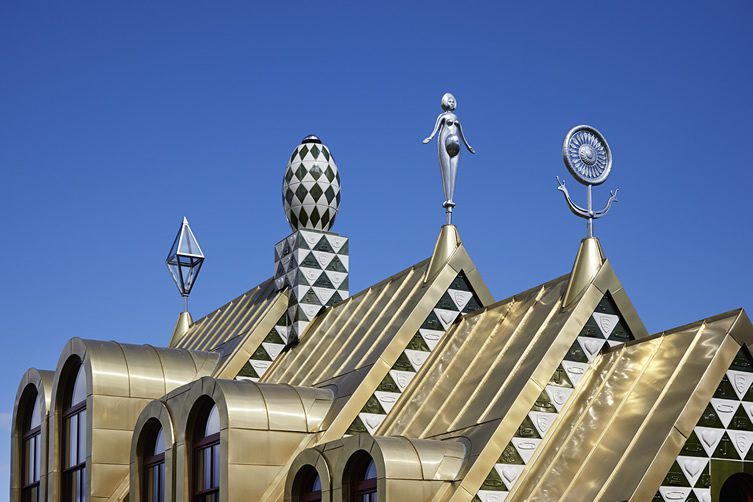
[556,125,619,237]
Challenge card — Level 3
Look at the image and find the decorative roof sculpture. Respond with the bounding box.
[556,125,619,237]
[282,134,341,232]
[423,92,475,225]
[165,216,205,344]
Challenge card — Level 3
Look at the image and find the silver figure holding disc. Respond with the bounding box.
[556,125,619,237]
[423,92,475,224]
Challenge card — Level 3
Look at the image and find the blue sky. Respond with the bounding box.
[1,1,752,493]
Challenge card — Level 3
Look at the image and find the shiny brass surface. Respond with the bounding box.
[136,376,333,502]
[169,310,193,347]
[423,224,462,284]
[45,338,219,501]
[562,236,605,308]
[510,309,752,501]
[173,277,282,351]
[11,368,54,502]
[129,401,175,502]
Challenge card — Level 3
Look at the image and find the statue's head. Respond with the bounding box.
[441,93,457,111]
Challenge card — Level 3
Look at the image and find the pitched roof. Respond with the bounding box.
[512,308,753,501]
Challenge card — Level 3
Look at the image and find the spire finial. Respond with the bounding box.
[555,125,619,237]
[165,217,205,311]
[422,92,475,225]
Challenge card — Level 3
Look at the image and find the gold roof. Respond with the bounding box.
[512,308,753,501]
[377,258,648,500]
[172,277,286,356]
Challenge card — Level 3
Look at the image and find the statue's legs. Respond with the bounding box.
[438,140,451,206]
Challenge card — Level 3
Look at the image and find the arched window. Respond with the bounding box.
[193,403,220,502]
[62,363,86,502]
[347,453,377,502]
[293,465,322,502]
[720,472,753,502]
[22,391,42,502]
[142,423,165,502]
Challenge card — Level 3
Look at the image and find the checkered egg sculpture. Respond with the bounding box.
[283,135,341,232]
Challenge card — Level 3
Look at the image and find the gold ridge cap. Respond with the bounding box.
[423,224,462,284]
[562,237,606,309]
[169,310,194,347]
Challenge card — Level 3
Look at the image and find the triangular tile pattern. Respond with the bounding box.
[235,313,288,382]
[477,294,635,499]
[346,273,483,435]
[656,346,753,501]
[273,229,349,342]
[282,141,341,232]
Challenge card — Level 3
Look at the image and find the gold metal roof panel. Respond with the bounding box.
[172,277,283,352]
[511,309,753,502]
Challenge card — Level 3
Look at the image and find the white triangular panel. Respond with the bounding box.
[694,426,725,457]
[710,398,740,428]
[434,308,460,330]
[359,413,385,435]
[659,487,691,501]
[693,488,711,502]
[494,464,525,490]
[325,270,348,288]
[312,286,336,305]
[545,385,574,412]
[374,391,401,414]
[389,370,416,391]
[511,437,541,464]
[529,411,557,437]
[476,491,507,502]
[419,329,445,350]
[676,456,708,487]
[404,349,430,371]
[728,370,753,400]
[592,312,619,338]
[728,430,753,458]
[311,250,335,269]
[262,343,284,359]
[250,360,272,378]
[577,336,606,362]
[561,361,589,386]
[447,289,473,311]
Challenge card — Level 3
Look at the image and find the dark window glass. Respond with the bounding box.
[349,455,377,502]
[193,403,220,502]
[62,364,86,502]
[22,392,42,502]
[296,465,322,502]
[143,423,166,502]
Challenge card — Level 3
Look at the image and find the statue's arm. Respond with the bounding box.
[422,114,445,143]
[457,120,475,153]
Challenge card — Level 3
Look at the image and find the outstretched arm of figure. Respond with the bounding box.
[593,189,619,218]
[556,177,591,218]
[457,120,475,154]
[422,114,445,144]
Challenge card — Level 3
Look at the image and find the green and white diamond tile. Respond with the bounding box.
[478,294,635,499]
[283,141,341,232]
[274,229,349,342]
[346,273,483,435]
[656,347,753,502]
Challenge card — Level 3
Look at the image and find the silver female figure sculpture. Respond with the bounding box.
[423,92,475,224]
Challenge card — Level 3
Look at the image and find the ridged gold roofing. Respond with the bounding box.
[512,309,753,501]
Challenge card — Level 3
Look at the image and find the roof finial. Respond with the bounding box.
[165,217,205,345]
[422,92,475,225]
[556,125,619,237]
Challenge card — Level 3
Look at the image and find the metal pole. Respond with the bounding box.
[183,295,188,313]
[586,184,593,238]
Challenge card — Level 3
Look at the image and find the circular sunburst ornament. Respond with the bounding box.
[562,125,612,185]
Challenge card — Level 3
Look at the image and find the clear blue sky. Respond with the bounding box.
[2,1,752,492]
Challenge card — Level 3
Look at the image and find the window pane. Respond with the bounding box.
[79,468,87,502]
[158,462,165,502]
[66,415,77,468]
[146,465,154,502]
[203,447,212,490]
[34,435,40,481]
[204,405,220,437]
[154,426,165,456]
[78,409,87,462]
[70,366,86,408]
[211,444,220,487]
[365,459,376,480]
[29,395,41,431]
